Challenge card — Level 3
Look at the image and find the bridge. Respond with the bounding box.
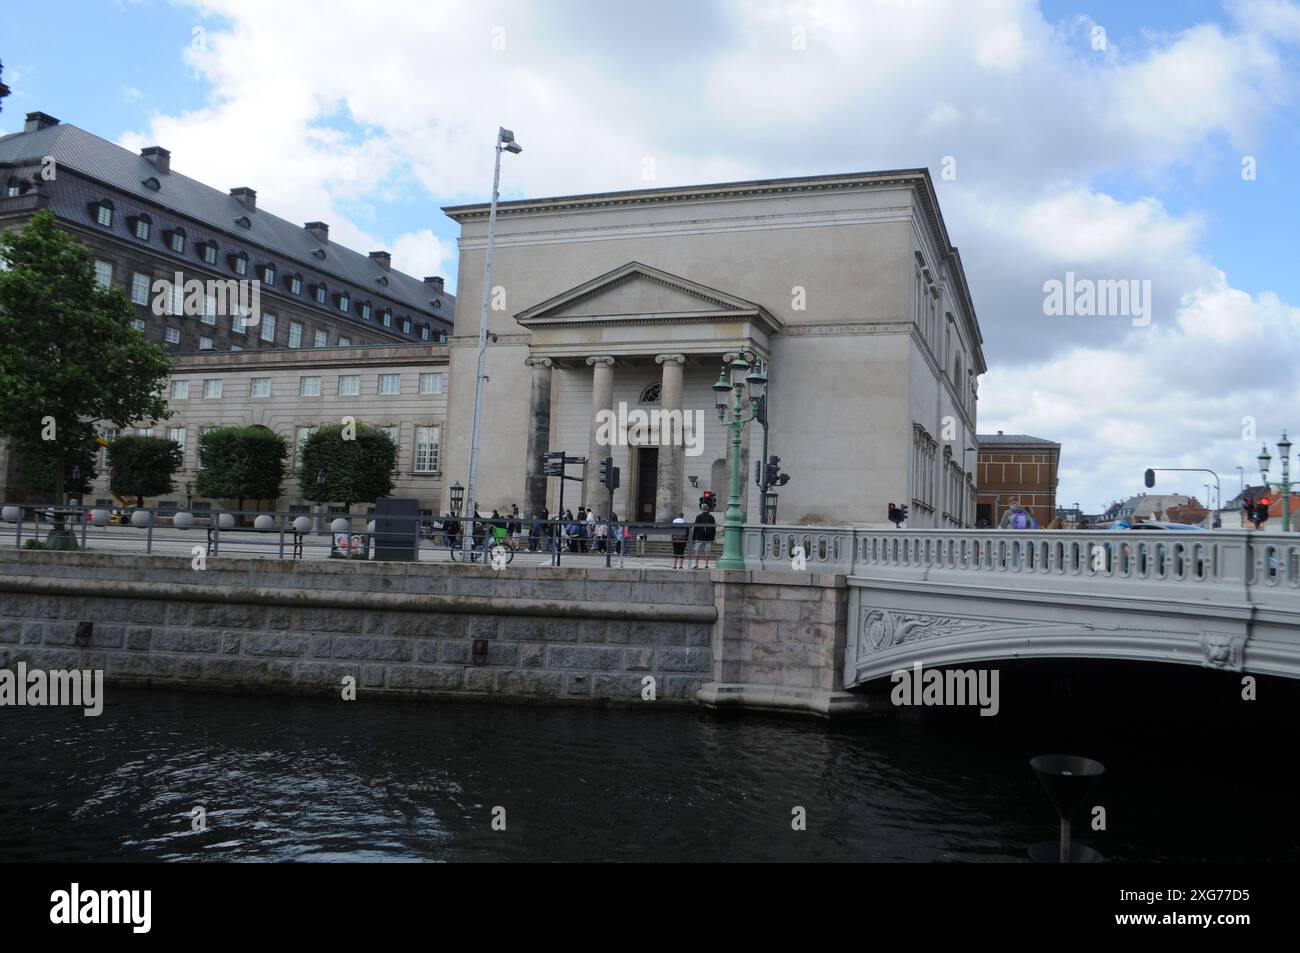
[740,526,1300,688]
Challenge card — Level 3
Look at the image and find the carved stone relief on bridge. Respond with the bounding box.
[857,608,1010,656]
[1199,631,1246,672]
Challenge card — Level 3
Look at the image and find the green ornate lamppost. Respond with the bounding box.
[1258,431,1294,532]
[712,354,767,570]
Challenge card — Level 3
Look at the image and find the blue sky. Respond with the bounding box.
[4,0,1300,511]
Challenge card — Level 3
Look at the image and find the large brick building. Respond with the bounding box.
[974,432,1060,528]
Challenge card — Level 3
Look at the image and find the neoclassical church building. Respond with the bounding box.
[440,170,986,527]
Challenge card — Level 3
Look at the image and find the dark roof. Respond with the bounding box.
[0,121,451,320]
[976,433,1060,447]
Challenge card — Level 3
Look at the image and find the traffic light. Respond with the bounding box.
[599,456,620,491]
[888,503,908,526]
[1242,496,1269,528]
[700,491,716,511]
[764,455,791,489]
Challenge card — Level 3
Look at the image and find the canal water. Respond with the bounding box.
[0,664,1294,862]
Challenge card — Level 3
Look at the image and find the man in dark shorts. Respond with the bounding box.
[692,507,716,569]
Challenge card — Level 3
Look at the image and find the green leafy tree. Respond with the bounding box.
[194,426,287,513]
[299,423,396,512]
[16,438,97,500]
[108,435,183,506]
[0,209,172,504]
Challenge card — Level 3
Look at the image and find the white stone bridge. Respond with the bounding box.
[741,527,1300,688]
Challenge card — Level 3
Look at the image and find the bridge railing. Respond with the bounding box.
[742,525,1299,605]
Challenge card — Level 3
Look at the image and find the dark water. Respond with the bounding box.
[0,665,1295,862]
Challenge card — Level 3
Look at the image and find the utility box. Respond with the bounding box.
[372,498,420,561]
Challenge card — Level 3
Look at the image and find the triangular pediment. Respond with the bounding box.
[515,261,774,326]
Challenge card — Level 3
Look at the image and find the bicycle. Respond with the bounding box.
[448,535,515,565]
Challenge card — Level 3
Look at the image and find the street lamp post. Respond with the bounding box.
[463,126,522,560]
[1258,432,1293,532]
[712,355,766,570]
[963,446,978,528]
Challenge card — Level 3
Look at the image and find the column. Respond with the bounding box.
[654,353,686,521]
[584,355,615,507]
[523,356,553,518]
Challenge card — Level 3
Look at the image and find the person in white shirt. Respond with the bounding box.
[671,512,689,569]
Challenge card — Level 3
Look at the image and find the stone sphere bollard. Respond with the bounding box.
[130,509,154,528]
[173,511,195,530]
[254,514,276,532]
[1,505,20,523]
[89,509,110,526]
[330,517,351,534]
[217,512,235,530]
[293,516,313,534]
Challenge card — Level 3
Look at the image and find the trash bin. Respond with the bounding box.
[636,533,647,557]
[372,498,419,561]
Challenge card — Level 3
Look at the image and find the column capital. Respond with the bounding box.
[721,348,759,365]
[585,355,616,368]
[654,353,687,366]
[524,356,553,369]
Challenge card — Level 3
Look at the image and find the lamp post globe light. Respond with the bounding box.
[1258,431,1293,532]
[462,127,522,560]
[712,353,766,570]
[449,481,464,517]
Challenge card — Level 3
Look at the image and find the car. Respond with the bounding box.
[1124,521,1205,531]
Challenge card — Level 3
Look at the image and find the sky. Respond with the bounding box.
[3,0,1299,513]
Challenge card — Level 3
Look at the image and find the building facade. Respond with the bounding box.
[81,345,450,516]
[974,432,1060,528]
[440,170,985,526]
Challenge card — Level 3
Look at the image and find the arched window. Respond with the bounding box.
[287,273,303,295]
[166,227,186,254]
[230,252,248,276]
[640,383,662,403]
[91,199,115,227]
[258,262,275,284]
[126,213,152,241]
[381,309,393,327]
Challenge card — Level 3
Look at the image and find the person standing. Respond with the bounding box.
[671,513,689,569]
[691,507,716,569]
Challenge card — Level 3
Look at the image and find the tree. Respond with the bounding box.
[194,426,287,513]
[0,210,172,505]
[108,435,183,506]
[16,438,97,501]
[299,423,396,512]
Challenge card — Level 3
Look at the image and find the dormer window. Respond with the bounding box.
[360,302,372,321]
[199,241,218,265]
[313,284,327,305]
[230,252,248,276]
[91,200,114,227]
[165,228,186,254]
[311,248,326,260]
[337,293,350,313]
[142,176,161,191]
[381,309,393,327]
[376,275,389,286]
[401,317,411,335]
[433,298,442,310]
[234,215,251,229]
[128,213,152,241]
[5,177,22,198]
[288,274,303,296]
[420,325,431,341]
[258,263,275,284]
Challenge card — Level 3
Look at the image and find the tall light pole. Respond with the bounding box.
[1235,465,1245,499]
[713,355,766,570]
[463,127,522,559]
[963,446,978,527]
[1258,431,1293,532]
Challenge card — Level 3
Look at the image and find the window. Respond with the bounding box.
[197,426,219,470]
[295,426,317,469]
[288,322,302,348]
[419,373,444,395]
[135,426,154,437]
[289,274,303,295]
[382,309,392,327]
[171,380,189,399]
[231,252,248,276]
[640,383,662,403]
[259,263,275,285]
[338,375,361,396]
[93,201,114,227]
[202,242,218,265]
[260,313,276,343]
[93,259,113,288]
[378,374,401,395]
[300,376,321,397]
[131,214,151,241]
[171,283,186,317]
[165,327,181,345]
[230,344,243,352]
[167,427,187,451]
[5,177,20,198]
[130,272,150,305]
[361,302,372,321]
[168,229,186,254]
[203,379,223,399]
[415,426,440,472]
[201,294,216,325]
[401,317,412,334]
[99,428,118,467]
[250,378,272,398]
[232,310,247,335]
[420,326,431,341]
[338,337,350,347]
[338,293,349,312]
[314,285,327,305]
[199,336,214,351]
[130,318,146,332]
[313,330,327,348]
[379,425,400,449]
